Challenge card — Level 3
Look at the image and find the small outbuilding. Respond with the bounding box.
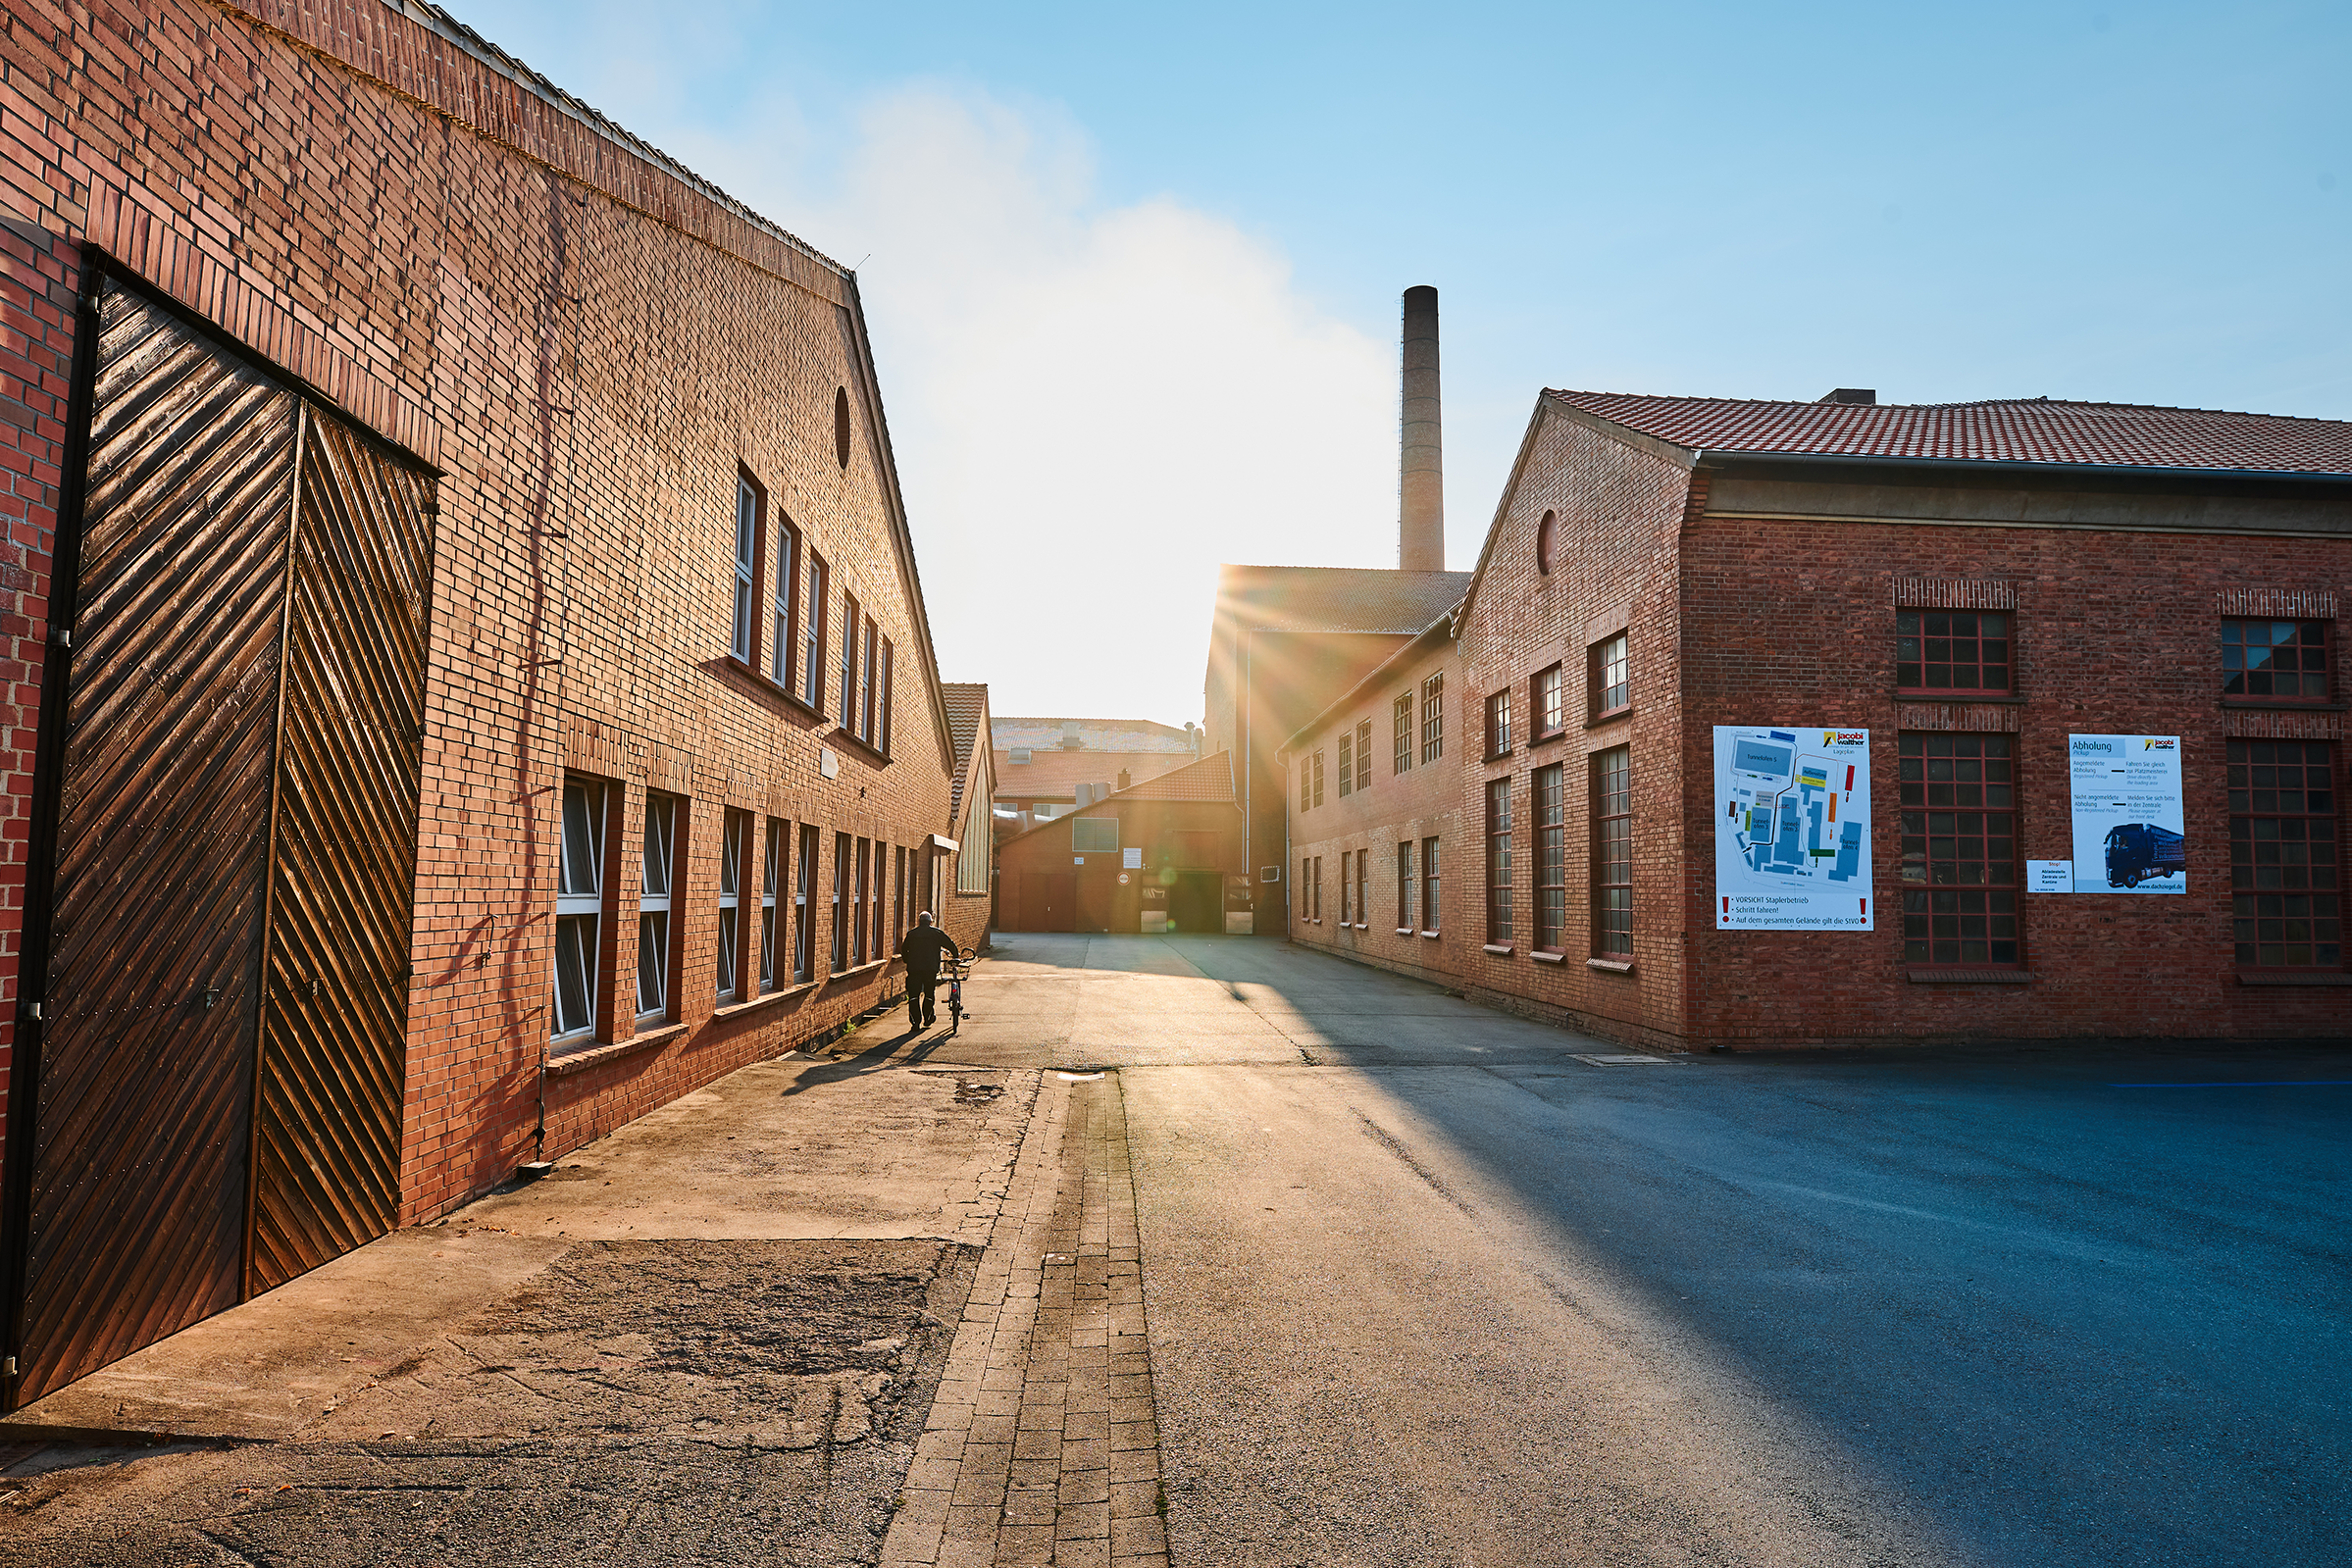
[994,753,1251,935]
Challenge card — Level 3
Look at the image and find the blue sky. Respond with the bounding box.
[458,0,2350,724]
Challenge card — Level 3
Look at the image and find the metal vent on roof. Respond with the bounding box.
[1819,388,1877,405]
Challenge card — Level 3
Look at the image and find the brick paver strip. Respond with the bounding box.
[884,1074,1167,1567]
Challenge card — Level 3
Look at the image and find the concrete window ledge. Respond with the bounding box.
[2236,972,2352,986]
[1419,930,1442,940]
[1906,968,2032,985]
[1395,927,1414,936]
[547,1022,688,1078]
[1531,950,1567,965]
[1587,957,1634,974]
[1483,942,1514,956]
[823,959,892,986]
[710,983,815,1022]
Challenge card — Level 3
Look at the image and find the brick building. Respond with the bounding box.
[990,715,1200,843]
[0,0,989,1405]
[1289,386,2350,1049]
[995,753,1244,935]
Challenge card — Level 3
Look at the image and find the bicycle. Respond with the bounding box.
[946,946,976,1036]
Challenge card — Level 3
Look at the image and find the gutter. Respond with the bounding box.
[1691,449,2352,488]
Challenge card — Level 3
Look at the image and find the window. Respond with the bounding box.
[878,635,895,755]
[1896,610,2009,694]
[1421,674,1444,764]
[871,839,888,962]
[771,515,798,689]
[1300,858,1310,925]
[1397,840,1414,930]
[893,844,907,946]
[1536,509,1556,574]
[1899,734,2018,967]
[794,824,818,984]
[801,552,829,709]
[1590,632,1629,718]
[1533,664,1563,740]
[760,819,783,991]
[1010,747,1033,765]
[1484,688,1511,758]
[1486,778,1513,944]
[1312,857,1323,922]
[1301,754,1311,813]
[716,809,745,1002]
[1338,731,1354,797]
[2229,740,2339,968]
[1534,763,1565,953]
[732,477,758,664]
[831,832,851,971]
[1355,852,1367,928]
[853,838,871,965]
[2224,620,2330,702]
[1339,850,1352,923]
[957,821,991,894]
[1072,817,1119,852]
[859,617,879,746]
[1355,720,1372,792]
[1394,692,1414,774]
[554,778,606,1040]
[1592,747,1631,958]
[637,792,676,1021]
[841,593,862,736]
[1312,749,1325,808]
[1420,835,1442,933]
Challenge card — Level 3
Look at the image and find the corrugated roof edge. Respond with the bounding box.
[401,1,844,276]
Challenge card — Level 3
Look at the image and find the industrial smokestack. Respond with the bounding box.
[1399,285,1444,573]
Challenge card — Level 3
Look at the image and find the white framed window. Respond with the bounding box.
[760,818,782,992]
[1072,817,1118,853]
[732,477,757,663]
[717,809,744,1002]
[802,552,829,710]
[841,592,862,734]
[794,823,818,984]
[638,793,677,1022]
[878,636,894,756]
[771,520,797,687]
[832,832,851,970]
[860,618,878,745]
[871,839,889,958]
[553,778,606,1041]
[852,836,871,965]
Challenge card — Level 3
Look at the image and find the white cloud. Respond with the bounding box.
[802,87,1397,726]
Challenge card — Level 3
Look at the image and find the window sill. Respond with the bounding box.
[2235,971,2352,986]
[1354,922,1369,931]
[1585,706,1632,729]
[830,728,893,767]
[1396,927,1414,936]
[1906,968,2031,985]
[1483,749,1512,764]
[1893,691,2025,704]
[718,656,831,722]
[547,1021,688,1078]
[2219,698,2344,712]
[1587,957,1634,974]
[1420,930,1442,940]
[823,958,893,986]
[1483,942,1514,956]
[1527,729,1568,748]
[1531,949,1567,965]
[711,983,816,1022]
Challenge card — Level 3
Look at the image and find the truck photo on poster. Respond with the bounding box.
[2069,734,2186,892]
[1714,727,1873,930]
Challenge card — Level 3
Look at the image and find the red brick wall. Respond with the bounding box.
[1680,514,2349,1045]
[1446,407,1694,1048]
[0,220,78,1189]
[1287,636,1463,987]
[3,0,975,1221]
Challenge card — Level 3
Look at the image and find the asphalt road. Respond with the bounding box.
[948,934,2352,1568]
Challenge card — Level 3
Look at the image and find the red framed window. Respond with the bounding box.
[1592,747,1631,957]
[1420,674,1445,765]
[1589,632,1629,719]
[1419,835,1441,934]
[1484,688,1512,759]
[2229,740,2339,968]
[1338,731,1354,797]
[1355,850,1366,926]
[1533,762,1565,953]
[1396,839,1413,930]
[2223,620,2330,703]
[1896,610,2010,694]
[1355,719,1372,791]
[1485,778,1513,944]
[1394,692,1415,775]
[1531,663,1563,740]
[1899,733,2020,966]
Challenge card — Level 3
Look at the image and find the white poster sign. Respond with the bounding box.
[2069,734,2185,893]
[2026,860,2074,893]
[1123,847,1144,869]
[1714,727,1873,930]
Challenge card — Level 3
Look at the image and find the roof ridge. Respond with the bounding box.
[1547,387,2351,427]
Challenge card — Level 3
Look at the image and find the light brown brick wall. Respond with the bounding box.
[2,0,974,1218]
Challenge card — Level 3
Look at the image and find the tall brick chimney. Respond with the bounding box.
[1399,285,1444,572]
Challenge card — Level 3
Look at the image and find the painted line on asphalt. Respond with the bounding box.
[2108,1080,2352,1087]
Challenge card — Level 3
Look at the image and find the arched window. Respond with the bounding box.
[1536,508,1556,574]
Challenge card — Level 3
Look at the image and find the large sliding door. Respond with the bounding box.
[7,278,435,1404]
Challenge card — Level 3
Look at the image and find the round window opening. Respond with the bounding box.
[834,385,852,470]
[1536,509,1556,574]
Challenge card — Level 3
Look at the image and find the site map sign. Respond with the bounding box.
[1714,727,1873,931]
[2068,734,2185,893]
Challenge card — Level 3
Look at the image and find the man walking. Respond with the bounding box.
[896,911,959,1030]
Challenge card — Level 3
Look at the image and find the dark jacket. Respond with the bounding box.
[896,925,959,977]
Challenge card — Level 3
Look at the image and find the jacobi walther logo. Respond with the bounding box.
[1820,731,1868,746]
[2143,737,2176,751]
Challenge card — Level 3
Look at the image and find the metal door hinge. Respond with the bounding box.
[54,627,70,649]
[26,1000,41,1021]
[4,1355,17,1376]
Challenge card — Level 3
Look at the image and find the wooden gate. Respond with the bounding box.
[6,278,435,1404]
